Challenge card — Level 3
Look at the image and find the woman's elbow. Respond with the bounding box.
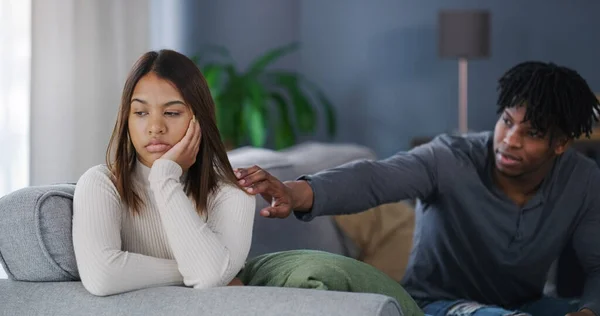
[185,274,223,290]
[78,264,128,297]
[81,276,122,297]
[184,255,245,289]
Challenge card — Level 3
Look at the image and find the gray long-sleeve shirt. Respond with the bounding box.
[296,132,600,314]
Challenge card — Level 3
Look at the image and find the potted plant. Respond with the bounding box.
[191,42,336,150]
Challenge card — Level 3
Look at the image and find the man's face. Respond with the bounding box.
[493,106,567,178]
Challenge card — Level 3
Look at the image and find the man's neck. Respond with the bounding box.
[492,160,554,207]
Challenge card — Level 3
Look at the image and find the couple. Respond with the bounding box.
[73,49,600,316]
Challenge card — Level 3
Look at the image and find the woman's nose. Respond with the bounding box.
[148,116,166,135]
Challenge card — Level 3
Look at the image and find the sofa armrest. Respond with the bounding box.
[0,280,404,316]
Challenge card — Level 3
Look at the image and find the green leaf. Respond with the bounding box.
[246,79,268,111]
[243,99,267,147]
[246,42,300,77]
[215,94,237,147]
[244,80,269,147]
[271,72,316,133]
[201,63,225,97]
[215,71,247,147]
[270,92,296,149]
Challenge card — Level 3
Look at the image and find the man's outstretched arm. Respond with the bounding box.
[291,142,439,220]
[235,139,441,220]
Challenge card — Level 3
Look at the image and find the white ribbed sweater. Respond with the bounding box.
[72,159,255,296]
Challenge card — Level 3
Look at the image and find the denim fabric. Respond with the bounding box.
[423,297,580,316]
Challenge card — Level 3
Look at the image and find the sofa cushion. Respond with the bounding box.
[237,249,423,316]
[334,201,416,282]
[0,184,79,281]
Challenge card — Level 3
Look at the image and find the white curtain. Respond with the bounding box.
[0,0,31,198]
[0,0,31,279]
[0,0,26,280]
[30,0,150,185]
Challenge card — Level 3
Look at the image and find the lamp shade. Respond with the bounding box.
[438,10,490,59]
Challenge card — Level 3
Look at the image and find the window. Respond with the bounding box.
[0,0,31,200]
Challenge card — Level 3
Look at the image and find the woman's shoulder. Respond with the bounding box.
[76,165,119,196]
[79,165,115,183]
[208,181,256,208]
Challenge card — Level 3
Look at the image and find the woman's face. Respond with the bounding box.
[128,72,193,168]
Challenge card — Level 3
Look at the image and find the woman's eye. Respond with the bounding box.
[164,112,180,117]
[134,111,147,116]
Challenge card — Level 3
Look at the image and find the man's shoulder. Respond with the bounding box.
[557,148,600,181]
[424,131,492,162]
[550,149,600,209]
[431,131,492,148]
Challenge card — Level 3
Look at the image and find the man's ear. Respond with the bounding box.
[553,137,571,155]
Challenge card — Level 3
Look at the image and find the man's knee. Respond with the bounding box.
[446,301,530,316]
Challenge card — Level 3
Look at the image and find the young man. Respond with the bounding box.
[235,61,600,316]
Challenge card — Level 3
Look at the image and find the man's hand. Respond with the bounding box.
[566,309,596,316]
[161,116,201,172]
[234,165,294,218]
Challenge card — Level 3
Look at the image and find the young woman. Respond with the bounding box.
[72,49,255,296]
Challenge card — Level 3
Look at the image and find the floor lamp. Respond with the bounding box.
[438,10,490,135]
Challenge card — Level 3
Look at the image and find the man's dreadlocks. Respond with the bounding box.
[496,61,600,139]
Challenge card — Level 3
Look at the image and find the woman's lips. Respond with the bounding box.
[145,143,171,153]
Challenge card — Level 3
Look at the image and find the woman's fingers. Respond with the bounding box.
[190,120,201,155]
[183,116,195,144]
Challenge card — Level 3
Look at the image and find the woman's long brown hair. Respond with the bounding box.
[106,49,243,215]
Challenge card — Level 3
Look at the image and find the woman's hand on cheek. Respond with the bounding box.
[160,116,201,172]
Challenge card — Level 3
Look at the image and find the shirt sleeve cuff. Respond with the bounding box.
[580,304,599,316]
[148,159,183,182]
[292,174,323,222]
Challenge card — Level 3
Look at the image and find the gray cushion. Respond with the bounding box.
[0,280,403,316]
[0,184,79,281]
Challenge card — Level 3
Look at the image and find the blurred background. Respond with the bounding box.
[2,0,600,199]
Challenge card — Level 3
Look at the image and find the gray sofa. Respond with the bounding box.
[0,142,408,316]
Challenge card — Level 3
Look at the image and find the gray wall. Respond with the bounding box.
[151,0,600,158]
